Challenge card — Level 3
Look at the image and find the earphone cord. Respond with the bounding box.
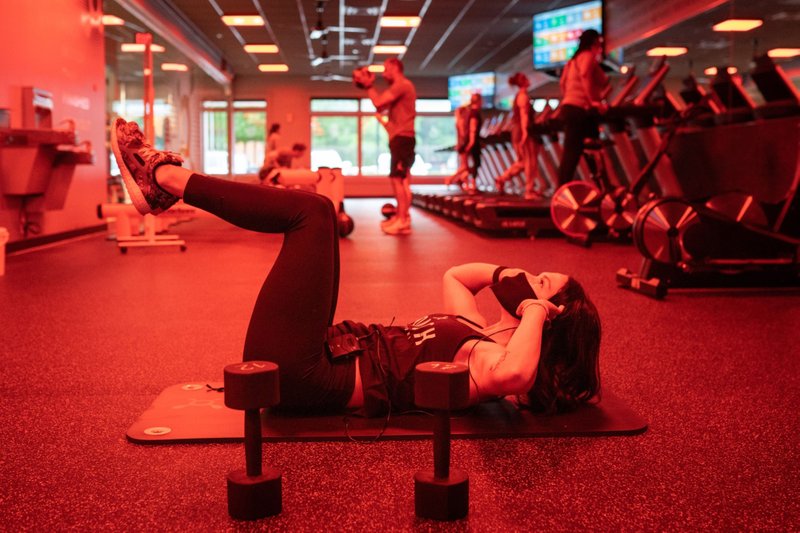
[343,318,395,444]
[466,326,518,408]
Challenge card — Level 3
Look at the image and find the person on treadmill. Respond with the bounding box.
[557,29,610,184]
[448,93,484,193]
[496,72,547,199]
[110,117,602,417]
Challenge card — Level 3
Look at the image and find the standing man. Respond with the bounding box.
[354,58,417,235]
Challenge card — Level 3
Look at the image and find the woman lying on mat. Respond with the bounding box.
[111,118,601,417]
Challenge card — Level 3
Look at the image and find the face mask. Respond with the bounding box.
[490,273,537,317]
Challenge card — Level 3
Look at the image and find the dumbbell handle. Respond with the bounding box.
[244,408,262,477]
[433,410,451,479]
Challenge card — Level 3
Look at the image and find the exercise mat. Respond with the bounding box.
[127,382,647,444]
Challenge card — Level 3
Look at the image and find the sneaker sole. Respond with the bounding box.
[110,118,151,215]
[382,226,411,235]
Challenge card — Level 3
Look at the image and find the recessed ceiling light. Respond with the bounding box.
[704,66,738,76]
[379,16,421,28]
[102,15,125,26]
[768,48,800,58]
[646,47,688,57]
[161,63,189,72]
[373,45,407,54]
[244,44,279,54]
[259,64,289,72]
[222,15,264,26]
[121,43,165,53]
[712,19,763,32]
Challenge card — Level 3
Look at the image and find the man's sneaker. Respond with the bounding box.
[382,218,411,235]
[110,118,184,215]
[380,216,398,229]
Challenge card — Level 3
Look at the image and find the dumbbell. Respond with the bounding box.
[223,361,282,520]
[413,361,470,521]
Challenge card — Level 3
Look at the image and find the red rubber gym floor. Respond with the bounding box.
[1,198,798,530]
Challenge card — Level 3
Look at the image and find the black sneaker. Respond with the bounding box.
[110,118,183,215]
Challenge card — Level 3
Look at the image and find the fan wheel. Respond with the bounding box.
[600,188,638,232]
[550,181,603,239]
[633,197,700,265]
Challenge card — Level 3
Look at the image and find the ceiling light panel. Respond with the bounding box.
[102,15,125,26]
[646,47,688,57]
[768,48,800,58]
[121,43,166,53]
[244,44,279,53]
[380,16,421,28]
[161,63,189,72]
[373,45,408,54]
[259,64,289,72]
[712,19,763,32]
[222,15,264,26]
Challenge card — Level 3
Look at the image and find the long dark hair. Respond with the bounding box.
[524,277,601,414]
[572,29,602,59]
[508,72,529,88]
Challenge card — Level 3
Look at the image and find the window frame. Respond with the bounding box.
[309,98,455,177]
[201,99,268,176]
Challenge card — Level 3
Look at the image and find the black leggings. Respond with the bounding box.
[558,104,600,184]
[183,173,356,410]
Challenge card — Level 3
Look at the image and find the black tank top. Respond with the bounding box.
[339,314,491,415]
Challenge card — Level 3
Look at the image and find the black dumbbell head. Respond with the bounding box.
[414,362,470,411]
[227,468,282,520]
[224,361,280,410]
[414,469,469,521]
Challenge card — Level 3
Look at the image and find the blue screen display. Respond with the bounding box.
[533,1,602,70]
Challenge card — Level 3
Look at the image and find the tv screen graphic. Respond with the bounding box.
[533,0,603,70]
[493,72,515,111]
[447,72,496,111]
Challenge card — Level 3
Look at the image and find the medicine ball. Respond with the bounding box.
[381,203,397,219]
[338,212,355,237]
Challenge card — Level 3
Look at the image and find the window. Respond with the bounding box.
[202,100,267,175]
[309,98,457,177]
[202,101,229,174]
[310,115,358,175]
[415,115,455,175]
[360,113,387,175]
[233,101,267,174]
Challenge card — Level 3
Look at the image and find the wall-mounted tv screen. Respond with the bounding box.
[533,0,603,71]
[493,72,515,111]
[447,72,495,110]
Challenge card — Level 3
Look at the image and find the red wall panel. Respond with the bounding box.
[0,0,107,242]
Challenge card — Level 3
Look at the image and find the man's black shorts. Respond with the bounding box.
[389,135,416,178]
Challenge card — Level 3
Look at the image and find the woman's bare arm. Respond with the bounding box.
[442,262,501,326]
[465,303,549,400]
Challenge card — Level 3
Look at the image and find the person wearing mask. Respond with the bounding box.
[109,116,602,417]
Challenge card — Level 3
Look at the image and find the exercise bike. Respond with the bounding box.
[549,104,691,245]
[617,130,800,298]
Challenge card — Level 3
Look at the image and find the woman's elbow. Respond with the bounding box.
[492,367,536,396]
